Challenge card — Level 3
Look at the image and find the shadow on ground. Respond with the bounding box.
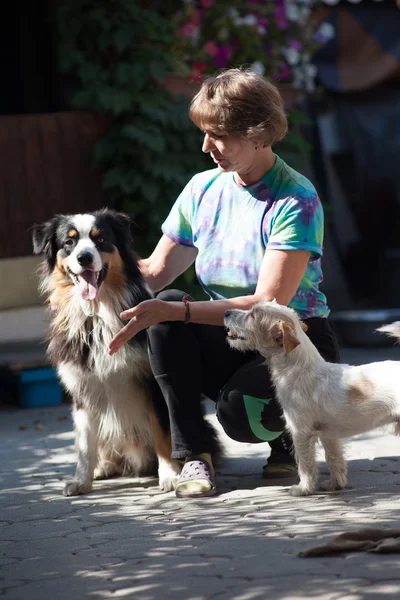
[1,403,400,600]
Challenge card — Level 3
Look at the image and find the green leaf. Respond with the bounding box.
[149,61,168,82]
[114,26,134,53]
[141,180,161,202]
[288,108,312,126]
[79,62,104,83]
[103,167,123,191]
[121,124,165,153]
[71,89,93,108]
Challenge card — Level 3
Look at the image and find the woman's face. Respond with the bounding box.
[202,130,258,175]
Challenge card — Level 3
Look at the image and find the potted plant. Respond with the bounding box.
[164,0,334,108]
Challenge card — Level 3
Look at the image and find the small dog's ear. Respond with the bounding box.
[300,319,308,333]
[278,320,300,354]
[272,322,284,347]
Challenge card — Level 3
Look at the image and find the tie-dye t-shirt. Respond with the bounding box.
[162,154,329,319]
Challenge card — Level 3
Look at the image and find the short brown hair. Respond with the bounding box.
[189,68,288,146]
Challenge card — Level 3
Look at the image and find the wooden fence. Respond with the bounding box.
[0,111,111,258]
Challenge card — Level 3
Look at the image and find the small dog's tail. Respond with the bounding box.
[377,321,400,343]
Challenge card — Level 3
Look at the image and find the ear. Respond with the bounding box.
[32,221,52,254]
[109,211,134,247]
[278,320,300,354]
[31,218,58,268]
[300,319,308,333]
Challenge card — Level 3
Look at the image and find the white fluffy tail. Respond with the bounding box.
[377,321,400,342]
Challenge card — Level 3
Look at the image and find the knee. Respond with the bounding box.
[156,289,187,302]
[147,290,186,343]
[216,389,260,444]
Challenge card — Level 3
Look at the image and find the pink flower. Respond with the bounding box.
[274,0,288,30]
[289,39,302,51]
[204,41,218,57]
[200,0,215,7]
[190,62,207,78]
[213,45,231,68]
[190,10,201,26]
[274,61,291,81]
[178,22,199,39]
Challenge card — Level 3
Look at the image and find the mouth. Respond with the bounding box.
[68,263,109,301]
[226,328,247,341]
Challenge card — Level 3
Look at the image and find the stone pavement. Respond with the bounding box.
[1,347,400,600]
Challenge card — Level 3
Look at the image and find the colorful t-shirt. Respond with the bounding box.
[162,154,329,319]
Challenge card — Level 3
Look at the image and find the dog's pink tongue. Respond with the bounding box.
[78,271,98,301]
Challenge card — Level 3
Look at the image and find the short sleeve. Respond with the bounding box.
[161,178,196,248]
[266,193,324,258]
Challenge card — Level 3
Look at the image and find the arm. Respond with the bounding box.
[139,234,198,292]
[109,248,310,354]
[163,248,311,325]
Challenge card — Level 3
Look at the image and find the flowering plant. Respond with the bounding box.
[171,0,334,92]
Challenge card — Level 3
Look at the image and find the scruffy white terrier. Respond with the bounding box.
[224,301,400,497]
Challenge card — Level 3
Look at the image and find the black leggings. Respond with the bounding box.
[147,289,340,460]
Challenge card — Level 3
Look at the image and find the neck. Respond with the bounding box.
[267,329,325,385]
[234,147,276,186]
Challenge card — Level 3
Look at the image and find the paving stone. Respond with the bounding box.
[2,347,400,599]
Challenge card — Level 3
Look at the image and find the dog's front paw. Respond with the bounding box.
[63,479,92,497]
[158,458,181,492]
[289,484,314,497]
[93,467,109,480]
[93,465,121,480]
[320,478,346,492]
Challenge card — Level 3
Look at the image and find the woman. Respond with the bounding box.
[109,68,340,498]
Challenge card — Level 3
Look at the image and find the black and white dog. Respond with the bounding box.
[32,209,181,496]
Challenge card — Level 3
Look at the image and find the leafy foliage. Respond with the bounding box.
[57,0,313,294]
[171,0,332,91]
[57,0,210,263]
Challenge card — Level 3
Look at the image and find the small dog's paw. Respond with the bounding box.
[63,479,92,497]
[289,484,313,497]
[159,472,180,492]
[158,459,181,492]
[320,478,346,492]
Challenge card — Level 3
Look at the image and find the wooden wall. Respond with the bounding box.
[0,111,111,259]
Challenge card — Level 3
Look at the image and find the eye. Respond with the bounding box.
[65,238,74,246]
[97,237,104,243]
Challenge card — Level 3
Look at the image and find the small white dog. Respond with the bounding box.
[224,301,400,497]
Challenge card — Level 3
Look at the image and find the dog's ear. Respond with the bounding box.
[276,319,300,354]
[32,218,58,268]
[300,319,308,333]
[108,211,134,248]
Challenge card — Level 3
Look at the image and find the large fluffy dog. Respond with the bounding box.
[32,209,181,496]
[224,301,400,497]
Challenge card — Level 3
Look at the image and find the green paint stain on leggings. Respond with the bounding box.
[243,395,283,442]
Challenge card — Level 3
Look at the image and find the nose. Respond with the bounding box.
[202,133,215,154]
[77,251,93,268]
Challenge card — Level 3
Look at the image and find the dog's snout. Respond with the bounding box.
[77,251,94,268]
[225,310,232,319]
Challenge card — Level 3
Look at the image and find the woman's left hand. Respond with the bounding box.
[109,299,171,355]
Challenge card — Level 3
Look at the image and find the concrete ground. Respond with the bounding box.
[1,346,400,600]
